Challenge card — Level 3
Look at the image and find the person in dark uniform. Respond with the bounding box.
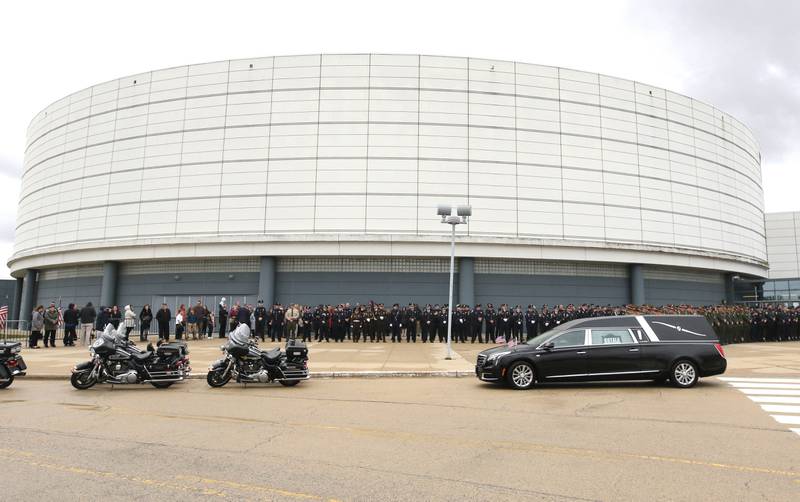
[420,304,432,342]
[389,304,403,342]
[405,303,420,343]
[485,303,497,343]
[334,306,348,343]
[524,305,539,341]
[511,305,524,342]
[343,303,353,341]
[429,305,441,342]
[270,303,285,342]
[454,304,469,343]
[364,306,375,342]
[375,304,388,342]
[351,306,363,342]
[301,306,313,342]
[470,304,484,343]
[254,300,268,341]
[497,304,511,342]
[439,304,449,343]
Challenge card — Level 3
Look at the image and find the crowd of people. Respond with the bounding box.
[23,299,800,348]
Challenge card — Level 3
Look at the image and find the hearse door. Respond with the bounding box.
[586,329,642,376]
[536,329,589,379]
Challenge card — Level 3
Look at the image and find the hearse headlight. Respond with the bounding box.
[487,351,511,363]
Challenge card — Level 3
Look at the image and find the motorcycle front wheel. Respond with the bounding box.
[0,375,13,389]
[207,369,231,387]
[71,371,97,390]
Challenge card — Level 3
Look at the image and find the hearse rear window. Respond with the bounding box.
[590,329,635,345]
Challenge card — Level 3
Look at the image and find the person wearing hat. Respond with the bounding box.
[485,303,497,343]
[525,305,539,341]
[270,303,285,342]
[470,304,484,343]
[254,300,268,341]
[43,303,60,348]
[218,298,228,338]
[285,303,301,339]
[389,304,403,343]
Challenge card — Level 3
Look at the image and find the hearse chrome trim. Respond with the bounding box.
[546,369,661,379]
[635,316,660,341]
[651,321,709,337]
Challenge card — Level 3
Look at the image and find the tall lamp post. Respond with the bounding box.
[437,204,472,360]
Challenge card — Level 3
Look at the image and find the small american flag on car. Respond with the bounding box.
[0,305,8,330]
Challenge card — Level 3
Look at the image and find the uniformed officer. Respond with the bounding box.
[430,305,442,342]
[454,304,469,343]
[485,303,497,342]
[439,304,449,342]
[405,303,420,343]
[375,304,388,342]
[510,305,524,343]
[301,306,313,342]
[343,303,353,340]
[364,305,375,342]
[470,304,484,343]
[351,306,363,342]
[389,304,403,342]
[420,304,432,342]
[254,300,268,341]
[497,304,512,342]
[524,305,539,341]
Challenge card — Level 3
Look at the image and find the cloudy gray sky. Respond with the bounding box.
[1,0,798,279]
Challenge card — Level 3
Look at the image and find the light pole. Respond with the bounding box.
[437,204,472,360]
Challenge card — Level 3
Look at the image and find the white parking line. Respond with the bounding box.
[771,415,800,425]
[720,377,800,437]
[759,404,800,414]
[748,396,800,404]
[728,382,800,389]
[736,388,800,396]
[719,377,800,384]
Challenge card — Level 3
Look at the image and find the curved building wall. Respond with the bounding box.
[11,54,766,278]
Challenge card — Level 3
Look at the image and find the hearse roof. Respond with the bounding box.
[550,315,718,342]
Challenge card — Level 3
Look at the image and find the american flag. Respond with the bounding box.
[0,305,8,330]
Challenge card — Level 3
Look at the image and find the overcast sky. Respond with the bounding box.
[1,0,798,279]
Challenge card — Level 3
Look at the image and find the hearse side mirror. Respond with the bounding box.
[541,342,554,351]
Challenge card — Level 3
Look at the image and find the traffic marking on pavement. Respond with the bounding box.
[719,377,800,437]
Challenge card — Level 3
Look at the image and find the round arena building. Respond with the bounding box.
[9,54,767,317]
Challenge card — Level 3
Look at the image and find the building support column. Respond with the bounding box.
[258,256,276,304]
[458,257,475,307]
[19,269,38,329]
[629,264,645,305]
[100,261,119,308]
[12,277,23,321]
[724,273,736,305]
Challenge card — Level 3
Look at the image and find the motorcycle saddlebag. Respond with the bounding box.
[0,342,22,356]
[285,340,308,359]
[157,342,186,358]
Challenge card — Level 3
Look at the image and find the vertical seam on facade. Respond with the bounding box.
[312,55,322,233]
[664,91,676,247]
[173,67,189,235]
[135,73,154,238]
[264,58,275,233]
[633,83,644,242]
[689,98,702,245]
[514,62,519,237]
[75,86,95,245]
[52,92,76,246]
[365,54,371,233]
[216,60,232,235]
[466,58,471,237]
[416,55,421,235]
[103,84,120,241]
[597,73,607,243]
[557,67,565,240]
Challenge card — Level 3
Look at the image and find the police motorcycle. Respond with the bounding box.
[70,324,191,390]
[207,323,309,387]
[0,341,27,389]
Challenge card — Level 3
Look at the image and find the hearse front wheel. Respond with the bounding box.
[670,360,698,388]
[507,361,536,390]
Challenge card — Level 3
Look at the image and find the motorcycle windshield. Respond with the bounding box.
[229,324,251,346]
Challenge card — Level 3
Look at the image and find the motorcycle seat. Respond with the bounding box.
[262,348,281,363]
[131,351,154,361]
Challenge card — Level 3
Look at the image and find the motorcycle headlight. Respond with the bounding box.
[486,351,511,363]
[89,347,96,356]
[12,345,21,354]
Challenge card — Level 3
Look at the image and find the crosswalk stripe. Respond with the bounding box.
[748,396,800,404]
[736,388,800,396]
[791,428,800,437]
[771,415,800,425]
[728,382,800,389]
[759,404,800,414]
[719,377,800,384]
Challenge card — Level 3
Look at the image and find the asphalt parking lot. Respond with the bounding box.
[2,359,799,501]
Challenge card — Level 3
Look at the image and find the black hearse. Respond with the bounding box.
[476,315,726,389]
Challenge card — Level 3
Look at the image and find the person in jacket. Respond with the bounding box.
[139,305,153,342]
[123,305,136,340]
[30,305,44,348]
[43,303,60,348]
[63,303,78,346]
[206,311,215,339]
[79,302,97,346]
[218,298,228,338]
[285,304,301,339]
[109,305,122,329]
[186,305,199,340]
[155,304,171,341]
[175,304,186,340]
[96,307,111,333]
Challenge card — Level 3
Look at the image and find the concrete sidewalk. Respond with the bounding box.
[15,337,490,379]
[14,337,800,380]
